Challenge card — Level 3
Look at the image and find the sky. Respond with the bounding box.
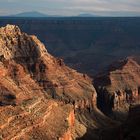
[0,0,140,16]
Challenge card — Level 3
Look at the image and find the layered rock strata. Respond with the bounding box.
[0,24,99,140]
[94,58,140,117]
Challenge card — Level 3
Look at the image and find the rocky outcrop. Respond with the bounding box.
[0,25,97,112]
[0,24,102,139]
[94,58,140,117]
[0,101,75,140]
[0,54,79,140]
[0,24,122,140]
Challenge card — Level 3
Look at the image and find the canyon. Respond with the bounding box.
[0,17,140,76]
[0,24,116,140]
[0,24,140,140]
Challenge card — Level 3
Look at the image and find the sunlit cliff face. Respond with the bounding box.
[0,24,98,140]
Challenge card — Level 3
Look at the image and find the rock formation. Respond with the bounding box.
[2,23,139,140]
[0,24,105,140]
[94,58,140,119]
[1,18,140,76]
[0,24,97,110]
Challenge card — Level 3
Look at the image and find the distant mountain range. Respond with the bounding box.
[78,12,140,17]
[9,11,98,17]
[2,11,140,17]
[13,11,48,17]
[4,11,99,18]
[9,11,50,17]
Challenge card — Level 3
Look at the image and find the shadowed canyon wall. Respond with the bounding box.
[0,17,140,76]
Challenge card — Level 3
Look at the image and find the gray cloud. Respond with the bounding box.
[0,0,140,16]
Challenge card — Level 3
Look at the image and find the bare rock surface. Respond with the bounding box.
[94,58,140,120]
[0,24,114,140]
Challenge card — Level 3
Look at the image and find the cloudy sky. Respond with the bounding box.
[0,0,140,16]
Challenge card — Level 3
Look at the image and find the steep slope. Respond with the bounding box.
[94,58,140,119]
[0,60,75,140]
[0,24,96,140]
[0,24,116,140]
[0,24,97,110]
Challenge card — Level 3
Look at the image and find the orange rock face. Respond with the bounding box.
[59,130,72,140]
[0,24,98,139]
[0,24,97,109]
